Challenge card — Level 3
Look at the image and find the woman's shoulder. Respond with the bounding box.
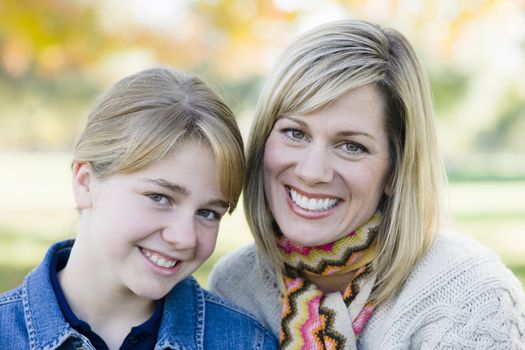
[209,244,280,290]
[210,244,260,275]
[362,231,525,348]
[429,230,501,257]
[414,231,520,284]
[403,230,524,302]
[208,244,282,337]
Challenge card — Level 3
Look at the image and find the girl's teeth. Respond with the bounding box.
[142,249,177,268]
[289,188,339,211]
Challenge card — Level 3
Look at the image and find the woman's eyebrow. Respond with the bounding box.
[282,116,375,139]
[280,116,308,126]
[336,130,374,139]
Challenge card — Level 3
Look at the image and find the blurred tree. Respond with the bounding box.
[0,0,523,180]
[0,0,107,78]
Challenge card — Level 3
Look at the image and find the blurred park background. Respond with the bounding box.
[0,0,524,292]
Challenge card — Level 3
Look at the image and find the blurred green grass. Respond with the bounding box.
[0,152,524,293]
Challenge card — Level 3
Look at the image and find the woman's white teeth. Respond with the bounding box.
[290,189,338,211]
[143,249,177,268]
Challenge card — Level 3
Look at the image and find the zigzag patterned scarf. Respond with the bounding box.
[276,213,381,350]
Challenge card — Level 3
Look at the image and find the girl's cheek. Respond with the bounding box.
[199,233,219,257]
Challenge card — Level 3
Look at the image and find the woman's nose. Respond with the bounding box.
[294,143,333,185]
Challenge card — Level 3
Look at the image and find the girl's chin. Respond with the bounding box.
[133,286,172,301]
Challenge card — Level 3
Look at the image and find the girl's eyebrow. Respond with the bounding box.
[144,178,187,194]
[281,116,375,140]
[208,199,230,210]
[143,178,230,209]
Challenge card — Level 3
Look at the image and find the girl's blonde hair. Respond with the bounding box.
[74,67,245,211]
[244,19,446,303]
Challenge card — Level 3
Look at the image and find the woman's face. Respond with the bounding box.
[263,84,391,246]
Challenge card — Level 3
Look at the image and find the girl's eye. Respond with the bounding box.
[340,142,366,154]
[197,209,221,221]
[147,193,171,206]
[283,128,307,141]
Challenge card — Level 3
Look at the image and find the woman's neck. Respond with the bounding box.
[305,271,356,294]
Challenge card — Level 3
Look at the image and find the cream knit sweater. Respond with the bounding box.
[209,232,525,349]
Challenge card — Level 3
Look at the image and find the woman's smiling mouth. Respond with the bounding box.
[287,186,341,212]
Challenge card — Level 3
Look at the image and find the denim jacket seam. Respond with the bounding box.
[193,277,205,350]
[0,292,22,305]
[255,327,265,350]
[20,253,85,350]
[155,338,194,350]
[22,281,40,349]
[203,291,272,336]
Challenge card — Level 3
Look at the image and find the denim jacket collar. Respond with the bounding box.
[21,240,208,350]
[155,278,206,350]
[23,240,85,349]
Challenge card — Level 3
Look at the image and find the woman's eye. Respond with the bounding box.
[197,209,221,221]
[147,193,171,206]
[283,128,306,141]
[340,142,365,154]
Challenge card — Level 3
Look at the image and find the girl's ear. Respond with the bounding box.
[72,162,93,209]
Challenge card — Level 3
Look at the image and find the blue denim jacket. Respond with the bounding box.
[0,240,278,350]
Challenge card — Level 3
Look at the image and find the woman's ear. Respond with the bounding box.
[72,162,93,209]
[383,168,394,197]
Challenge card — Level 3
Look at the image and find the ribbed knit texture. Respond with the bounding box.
[209,232,525,349]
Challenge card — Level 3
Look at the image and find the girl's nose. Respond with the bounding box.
[161,215,197,251]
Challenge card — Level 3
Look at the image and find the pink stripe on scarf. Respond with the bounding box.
[300,295,322,350]
[352,304,375,335]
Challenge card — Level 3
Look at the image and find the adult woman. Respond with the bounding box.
[209,19,525,349]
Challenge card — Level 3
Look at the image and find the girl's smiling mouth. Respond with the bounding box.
[140,247,179,269]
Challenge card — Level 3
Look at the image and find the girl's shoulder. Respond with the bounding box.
[0,284,32,346]
[163,275,279,349]
[0,285,23,305]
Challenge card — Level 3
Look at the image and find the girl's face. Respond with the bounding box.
[73,140,228,300]
[263,84,391,246]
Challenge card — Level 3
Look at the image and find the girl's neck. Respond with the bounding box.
[58,242,156,349]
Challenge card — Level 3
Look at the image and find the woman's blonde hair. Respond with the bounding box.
[244,19,446,303]
[74,67,245,212]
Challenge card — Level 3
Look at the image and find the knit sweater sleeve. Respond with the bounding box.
[360,232,525,349]
[208,244,283,337]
